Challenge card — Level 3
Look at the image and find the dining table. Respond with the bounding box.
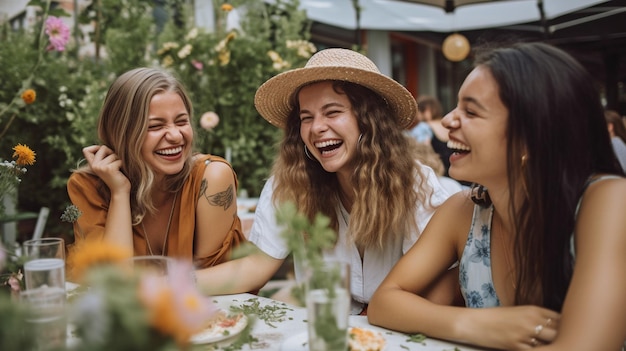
[204,292,487,351]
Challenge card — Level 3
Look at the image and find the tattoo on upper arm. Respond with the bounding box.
[199,180,234,211]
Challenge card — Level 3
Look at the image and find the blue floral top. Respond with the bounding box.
[459,205,500,308]
[460,175,624,309]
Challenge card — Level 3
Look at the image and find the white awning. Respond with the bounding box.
[285,0,610,32]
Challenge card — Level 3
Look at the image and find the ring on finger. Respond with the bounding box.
[534,324,544,336]
[545,318,552,327]
[530,337,538,347]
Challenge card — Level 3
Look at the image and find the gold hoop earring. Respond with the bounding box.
[520,155,531,199]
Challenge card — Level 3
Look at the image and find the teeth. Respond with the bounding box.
[447,140,471,151]
[314,140,341,148]
[156,146,183,155]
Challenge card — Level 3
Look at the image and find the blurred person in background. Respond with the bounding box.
[605,109,626,171]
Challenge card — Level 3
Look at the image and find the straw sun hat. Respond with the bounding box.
[254,48,417,129]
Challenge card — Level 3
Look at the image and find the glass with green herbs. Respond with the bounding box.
[305,260,350,351]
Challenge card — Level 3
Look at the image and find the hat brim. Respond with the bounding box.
[254,66,417,129]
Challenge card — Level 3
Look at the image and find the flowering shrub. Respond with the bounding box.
[156,0,315,196]
[1,0,315,238]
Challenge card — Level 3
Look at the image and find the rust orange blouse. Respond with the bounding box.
[66,154,246,268]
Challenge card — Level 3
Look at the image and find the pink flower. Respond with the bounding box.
[191,60,204,71]
[45,16,70,52]
[8,274,21,292]
[200,112,220,131]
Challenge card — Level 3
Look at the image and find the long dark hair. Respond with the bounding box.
[475,42,623,310]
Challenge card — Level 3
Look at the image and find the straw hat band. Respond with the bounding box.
[254,48,417,129]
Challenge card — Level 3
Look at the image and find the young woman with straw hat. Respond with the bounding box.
[197,48,453,314]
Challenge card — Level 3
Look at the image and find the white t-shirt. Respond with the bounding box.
[248,165,450,314]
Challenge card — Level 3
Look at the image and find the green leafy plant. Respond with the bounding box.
[1,0,315,240]
[275,202,348,350]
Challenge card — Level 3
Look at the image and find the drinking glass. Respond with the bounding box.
[20,285,67,350]
[305,260,351,351]
[22,237,66,291]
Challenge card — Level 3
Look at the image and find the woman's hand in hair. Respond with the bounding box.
[82,145,131,196]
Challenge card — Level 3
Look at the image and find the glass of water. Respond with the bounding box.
[21,237,66,350]
[305,260,351,351]
[22,237,66,292]
[20,287,67,350]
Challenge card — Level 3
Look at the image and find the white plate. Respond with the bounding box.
[190,310,248,344]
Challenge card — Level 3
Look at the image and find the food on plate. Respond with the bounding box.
[348,327,386,351]
[190,309,247,344]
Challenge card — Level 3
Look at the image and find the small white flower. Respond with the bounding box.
[185,28,198,41]
[177,44,192,59]
[200,112,220,131]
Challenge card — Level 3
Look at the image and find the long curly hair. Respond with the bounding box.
[271,81,435,249]
[475,43,623,310]
[77,67,195,224]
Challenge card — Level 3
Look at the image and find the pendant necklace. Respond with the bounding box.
[141,191,177,256]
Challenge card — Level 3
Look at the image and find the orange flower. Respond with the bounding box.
[221,3,233,12]
[67,240,132,282]
[21,89,36,104]
[12,144,36,166]
[138,261,218,345]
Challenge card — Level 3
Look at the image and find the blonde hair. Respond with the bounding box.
[414,143,445,176]
[272,81,435,249]
[76,68,194,224]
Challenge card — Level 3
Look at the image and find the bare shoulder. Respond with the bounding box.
[202,158,235,182]
[434,190,475,218]
[425,190,475,245]
[576,175,626,247]
[582,175,626,208]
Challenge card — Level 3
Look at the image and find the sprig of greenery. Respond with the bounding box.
[406,333,428,345]
[275,202,349,350]
[228,297,293,328]
[275,201,336,276]
[61,204,84,239]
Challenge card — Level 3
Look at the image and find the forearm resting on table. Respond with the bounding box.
[369,287,468,343]
[196,251,284,295]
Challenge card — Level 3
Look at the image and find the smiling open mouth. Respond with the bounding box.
[447,140,470,154]
[156,146,183,156]
[315,140,343,155]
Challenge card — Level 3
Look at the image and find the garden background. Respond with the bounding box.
[0,0,315,242]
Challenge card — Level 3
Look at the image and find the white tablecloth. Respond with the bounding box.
[209,293,486,351]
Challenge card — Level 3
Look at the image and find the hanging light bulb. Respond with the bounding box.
[442,33,471,62]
